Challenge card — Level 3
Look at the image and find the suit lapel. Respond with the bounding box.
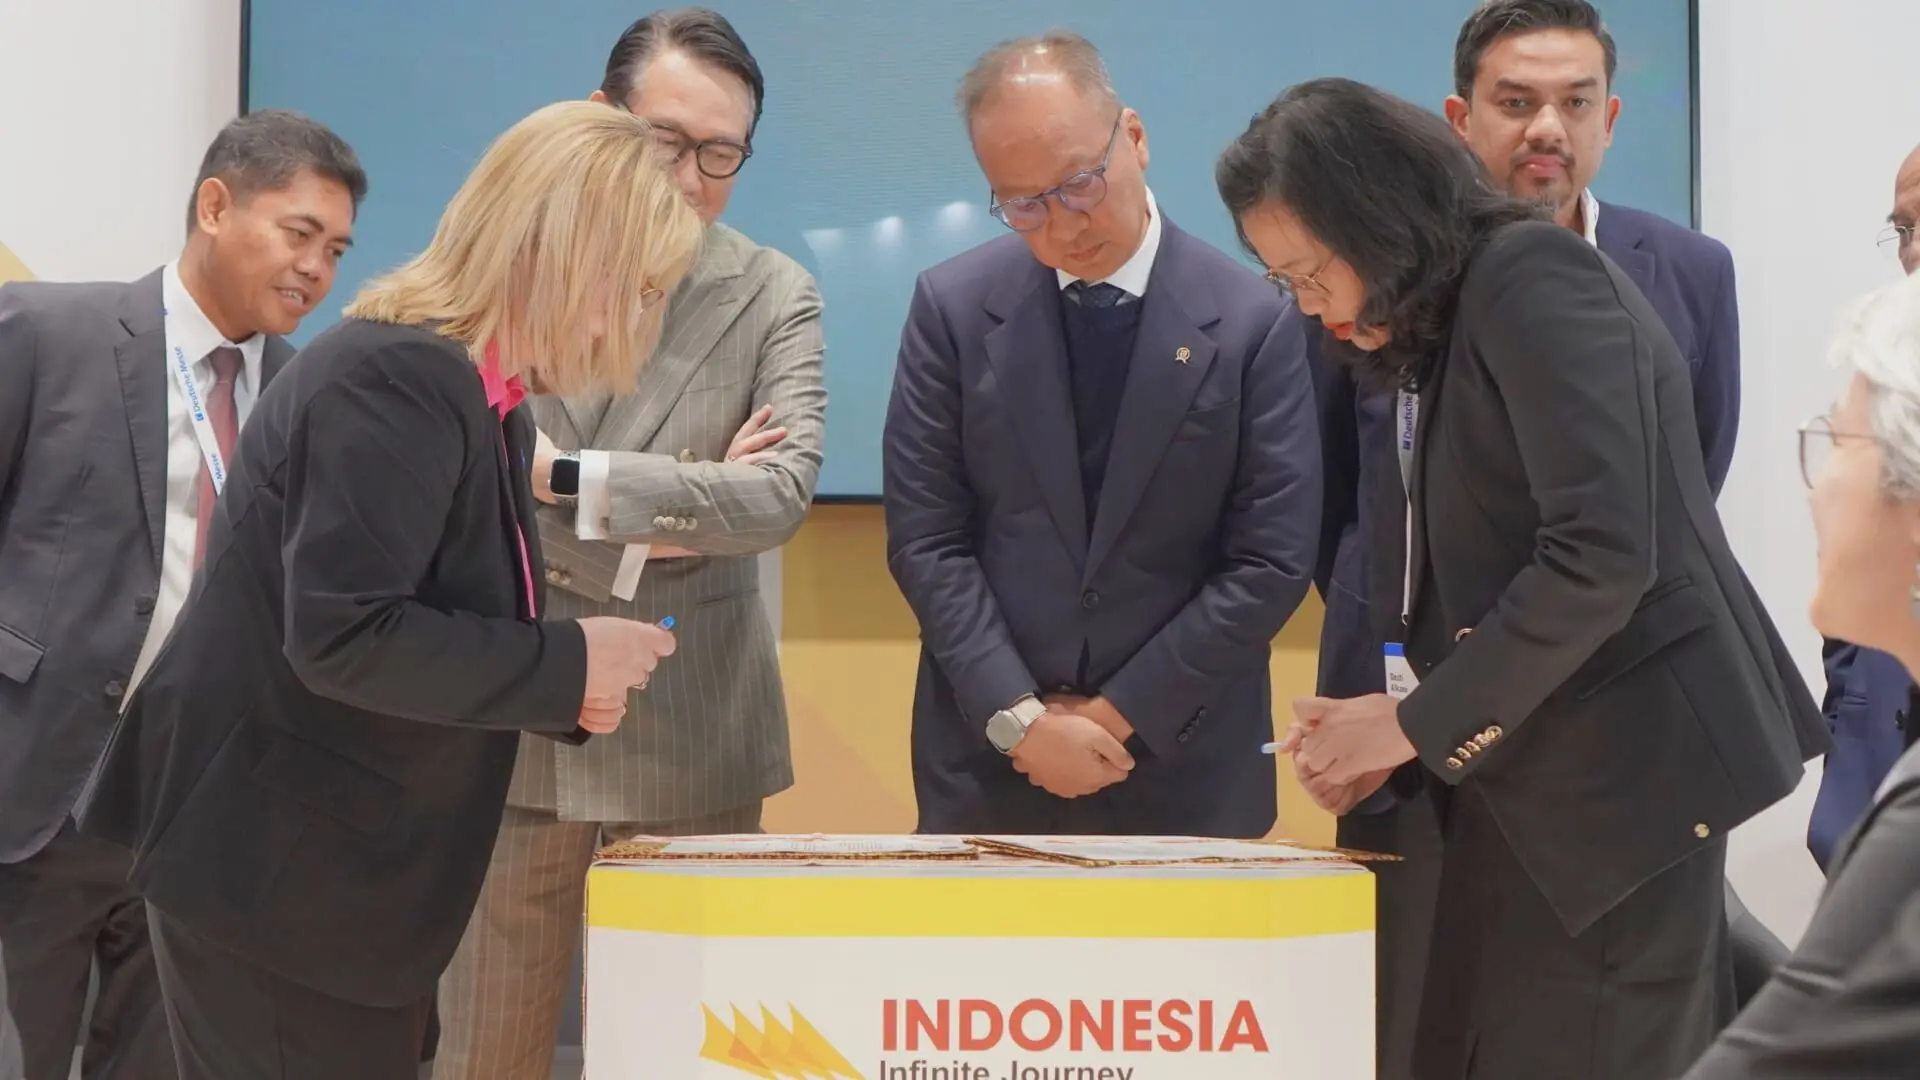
[501,406,547,616]
[260,335,295,385]
[984,260,1087,565]
[113,272,168,569]
[1404,357,1446,630]
[1595,202,1659,303]
[1085,227,1219,578]
[590,228,751,452]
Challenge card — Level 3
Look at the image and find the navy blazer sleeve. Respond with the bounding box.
[1306,331,1356,600]
[1100,304,1321,755]
[884,272,1041,723]
[1694,244,1741,493]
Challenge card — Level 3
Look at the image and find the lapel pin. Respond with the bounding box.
[678,449,696,463]
[1175,346,1192,365]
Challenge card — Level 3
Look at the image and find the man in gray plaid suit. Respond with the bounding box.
[430,10,825,1079]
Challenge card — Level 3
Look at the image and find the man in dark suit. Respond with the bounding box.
[0,110,363,1080]
[1308,3,1763,1073]
[1807,141,1920,871]
[884,32,1319,838]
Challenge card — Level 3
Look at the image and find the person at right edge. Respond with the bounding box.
[1682,270,1920,1078]
[1807,139,1920,874]
[1222,79,1825,1079]
[1307,4,1780,1072]
[76,101,700,1080]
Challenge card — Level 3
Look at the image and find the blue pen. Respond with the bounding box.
[659,616,676,630]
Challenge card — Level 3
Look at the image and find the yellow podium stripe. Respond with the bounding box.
[587,869,1373,939]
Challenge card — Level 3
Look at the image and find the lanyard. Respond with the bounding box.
[1397,390,1419,626]
[162,304,233,497]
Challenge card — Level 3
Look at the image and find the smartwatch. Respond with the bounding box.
[549,453,581,505]
[985,695,1047,754]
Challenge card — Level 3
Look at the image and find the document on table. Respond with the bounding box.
[969,835,1358,864]
[610,835,978,859]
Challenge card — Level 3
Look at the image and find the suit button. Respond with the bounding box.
[1694,823,1711,839]
[104,680,125,700]
[1176,728,1192,744]
[1081,591,1101,610]
[1445,756,1463,770]
[133,595,155,615]
[653,515,672,529]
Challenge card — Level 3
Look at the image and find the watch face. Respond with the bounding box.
[550,457,581,497]
[985,711,1024,753]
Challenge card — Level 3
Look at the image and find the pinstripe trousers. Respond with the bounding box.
[430,801,763,1080]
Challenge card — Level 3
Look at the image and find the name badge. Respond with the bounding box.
[1384,643,1420,701]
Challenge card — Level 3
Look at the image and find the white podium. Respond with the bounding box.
[582,835,1377,1079]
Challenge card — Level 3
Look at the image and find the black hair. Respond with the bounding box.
[601,7,765,140]
[186,109,367,236]
[1215,78,1543,389]
[1453,0,1618,99]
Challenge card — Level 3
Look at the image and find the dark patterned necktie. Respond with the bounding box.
[1069,281,1128,308]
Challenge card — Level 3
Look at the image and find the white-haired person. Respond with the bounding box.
[1684,270,1920,1077]
[78,101,704,1080]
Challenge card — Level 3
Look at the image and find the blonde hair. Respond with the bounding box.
[345,100,702,396]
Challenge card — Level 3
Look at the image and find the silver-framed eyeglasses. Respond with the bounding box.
[1265,252,1335,298]
[1878,222,1918,257]
[1798,413,1879,488]
[989,113,1124,232]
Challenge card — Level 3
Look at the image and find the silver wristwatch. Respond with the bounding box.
[985,694,1047,754]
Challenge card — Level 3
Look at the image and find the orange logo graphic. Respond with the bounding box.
[700,1003,866,1079]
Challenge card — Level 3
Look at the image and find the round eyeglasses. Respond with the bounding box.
[1798,414,1880,488]
[653,127,753,180]
[989,113,1124,232]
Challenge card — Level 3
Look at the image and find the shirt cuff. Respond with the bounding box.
[576,450,612,540]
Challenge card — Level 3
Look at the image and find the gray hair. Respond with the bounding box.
[956,31,1118,126]
[1836,270,1920,498]
[187,109,367,235]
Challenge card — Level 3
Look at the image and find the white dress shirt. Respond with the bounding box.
[124,264,264,700]
[1056,185,1164,298]
[1580,187,1601,247]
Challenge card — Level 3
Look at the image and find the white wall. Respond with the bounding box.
[0,0,241,281]
[1701,0,1920,943]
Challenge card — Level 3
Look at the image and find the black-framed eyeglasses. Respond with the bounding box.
[1799,413,1880,488]
[1878,222,1919,256]
[643,118,753,180]
[989,113,1125,232]
[1266,252,1335,298]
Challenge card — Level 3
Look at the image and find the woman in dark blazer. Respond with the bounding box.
[79,101,703,1080]
[1217,79,1825,1079]
[1682,271,1920,1077]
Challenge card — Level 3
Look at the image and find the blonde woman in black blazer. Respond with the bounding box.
[80,101,702,1080]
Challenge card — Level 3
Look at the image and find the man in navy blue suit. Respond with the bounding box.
[1308,3,1757,1073]
[883,31,1319,837]
[1807,141,1920,871]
